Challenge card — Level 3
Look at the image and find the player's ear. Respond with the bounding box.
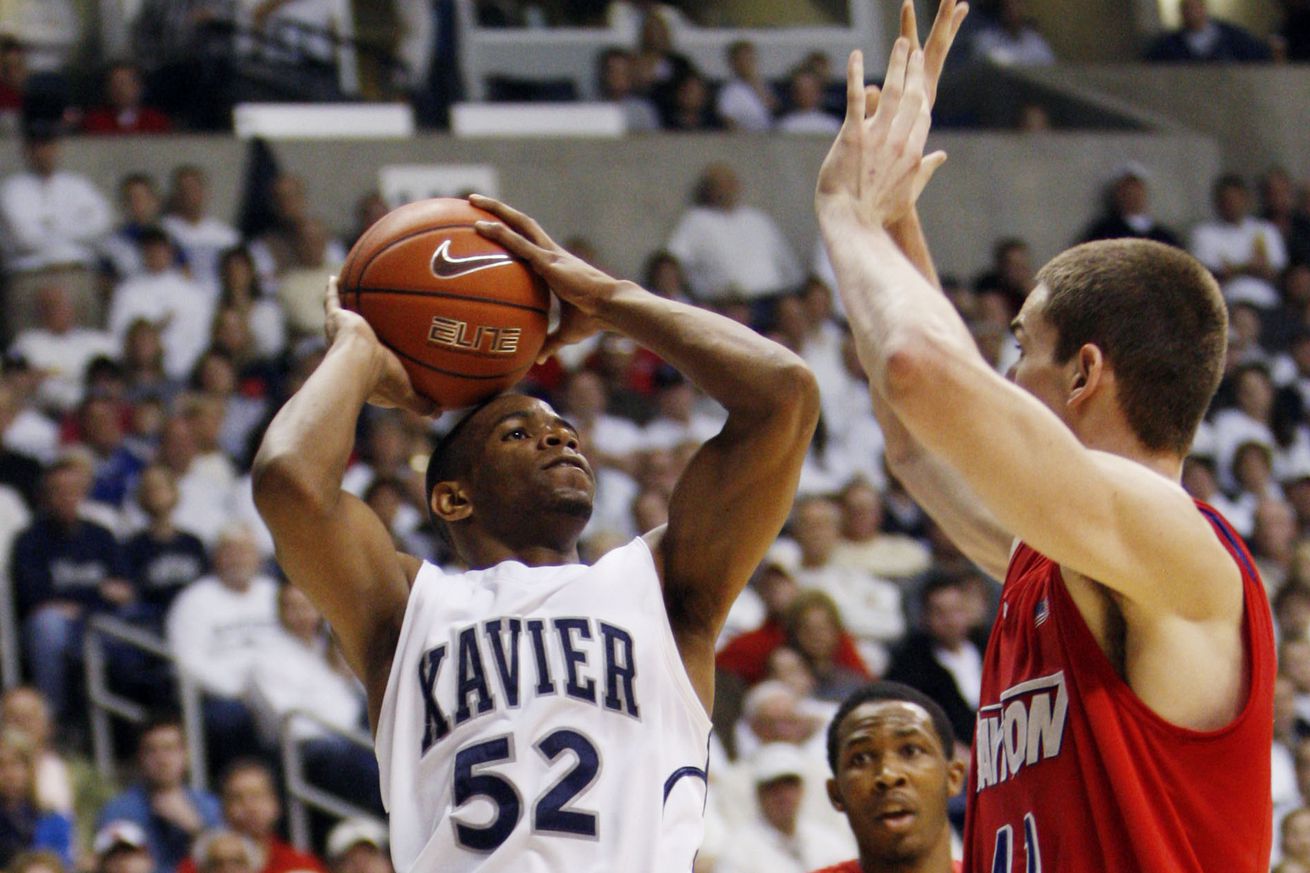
[826,777,846,812]
[432,481,473,523]
[945,756,967,796]
[1067,342,1104,407]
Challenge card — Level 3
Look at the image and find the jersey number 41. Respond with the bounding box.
[993,813,1042,873]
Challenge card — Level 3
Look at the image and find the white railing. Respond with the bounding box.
[82,615,210,791]
[279,711,384,851]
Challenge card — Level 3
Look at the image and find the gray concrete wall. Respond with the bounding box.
[1020,65,1310,177]
[0,129,1219,283]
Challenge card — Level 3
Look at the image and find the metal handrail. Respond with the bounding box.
[83,614,210,791]
[278,709,382,850]
[0,567,20,690]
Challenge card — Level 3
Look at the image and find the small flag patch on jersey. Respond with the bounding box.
[1034,598,1050,627]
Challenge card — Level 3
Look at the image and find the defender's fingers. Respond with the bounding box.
[468,194,553,249]
[843,50,867,126]
[864,84,882,117]
[885,47,927,144]
[875,37,912,122]
[900,0,921,50]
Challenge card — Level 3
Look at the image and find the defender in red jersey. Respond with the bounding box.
[813,1,1276,870]
[814,682,965,873]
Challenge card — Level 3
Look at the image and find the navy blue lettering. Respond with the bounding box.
[454,626,494,724]
[554,618,597,703]
[418,645,450,753]
[599,622,639,718]
[484,618,522,708]
[527,619,556,696]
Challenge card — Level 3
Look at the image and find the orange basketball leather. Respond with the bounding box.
[339,198,551,408]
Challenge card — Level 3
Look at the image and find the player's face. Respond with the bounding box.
[1008,285,1074,428]
[827,701,965,866]
[469,395,595,519]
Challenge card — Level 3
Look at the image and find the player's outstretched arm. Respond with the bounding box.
[252,279,435,730]
[815,42,1239,619]
[473,196,820,713]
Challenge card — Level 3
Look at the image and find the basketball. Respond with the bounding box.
[338,197,551,408]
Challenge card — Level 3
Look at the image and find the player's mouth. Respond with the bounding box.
[873,807,917,831]
[544,456,592,478]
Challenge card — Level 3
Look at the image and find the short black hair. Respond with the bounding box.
[218,757,273,792]
[918,572,966,614]
[136,708,184,750]
[425,396,502,545]
[826,682,956,775]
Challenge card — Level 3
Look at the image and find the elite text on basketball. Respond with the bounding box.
[428,317,522,354]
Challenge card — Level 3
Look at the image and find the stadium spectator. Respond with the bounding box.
[815,683,967,873]
[1212,363,1278,481]
[1079,162,1181,247]
[833,480,931,584]
[608,0,689,43]
[160,167,240,295]
[1253,497,1299,591]
[1146,0,1273,62]
[189,350,266,464]
[885,575,985,745]
[250,175,346,291]
[718,556,870,687]
[716,40,776,132]
[120,319,179,407]
[715,743,851,873]
[82,62,172,135]
[778,69,840,135]
[190,831,259,873]
[0,731,71,870]
[276,219,344,339]
[101,175,165,282]
[0,363,56,470]
[1192,173,1287,309]
[0,38,28,131]
[108,228,214,381]
[594,47,659,132]
[785,591,869,703]
[11,458,128,722]
[666,162,802,302]
[0,689,71,817]
[216,247,285,362]
[642,249,692,303]
[8,284,116,415]
[123,465,208,629]
[971,237,1035,319]
[176,760,324,873]
[660,67,719,131]
[969,0,1055,65]
[1262,167,1310,268]
[165,524,279,770]
[1182,454,1253,537]
[77,395,147,509]
[0,122,112,337]
[1283,807,1310,872]
[324,820,390,873]
[790,496,905,674]
[93,821,154,873]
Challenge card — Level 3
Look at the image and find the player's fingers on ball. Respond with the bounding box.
[325,275,341,312]
[864,84,881,116]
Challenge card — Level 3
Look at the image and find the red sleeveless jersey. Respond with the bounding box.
[962,501,1275,873]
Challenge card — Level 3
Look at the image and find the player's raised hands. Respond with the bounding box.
[469,193,618,364]
[322,276,438,416]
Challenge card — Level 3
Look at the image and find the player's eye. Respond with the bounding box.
[503,428,528,441]
[901,744,923,758]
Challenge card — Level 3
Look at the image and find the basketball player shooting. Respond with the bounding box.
[815,1,1276,869]
[252,198,820,872]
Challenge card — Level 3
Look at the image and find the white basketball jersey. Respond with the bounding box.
[376,536,713,873]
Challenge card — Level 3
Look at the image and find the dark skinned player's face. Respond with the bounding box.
[826,701,966,867]
[466,395,595,526]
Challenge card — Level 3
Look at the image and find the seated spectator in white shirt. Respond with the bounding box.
[784,591,870,704]
[9,283,117,414]
[595,47,659,133]
[970,0,1056,65]
[145,414,235,546]
[777,68,840,135]
[715,743,853,873]
[832,479,931,583]
[276,218,343,339]
[666,162,802,303]
[0,123,113,334]
[1190,174,1287,309]
[108,228,214,381]
[160,166,239,295]
[1,357,59,464]
[101,173,164,282]
[640,369,723,450]
[716,40,776,132]
[607,0,689,43]
[217,247,287,362]
[0,686,73,815]
[249,175,346,293]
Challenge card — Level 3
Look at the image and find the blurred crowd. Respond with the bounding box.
[0,1,1306,873]
[0,0,1306,138]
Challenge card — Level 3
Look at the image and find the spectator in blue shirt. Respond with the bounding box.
[97,713,222,873]
[0,730,72,869]
[11,457,129,722]
[123,465,208,631]
[1146,0,1273,62]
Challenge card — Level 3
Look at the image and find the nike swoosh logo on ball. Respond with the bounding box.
[430,239,513,279]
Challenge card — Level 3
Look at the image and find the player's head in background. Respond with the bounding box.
[826,682,964,873]
[425,393,595,565]
[1012,238,1226,460]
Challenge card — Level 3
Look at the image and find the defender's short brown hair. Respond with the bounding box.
[1036,239,1226,456]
